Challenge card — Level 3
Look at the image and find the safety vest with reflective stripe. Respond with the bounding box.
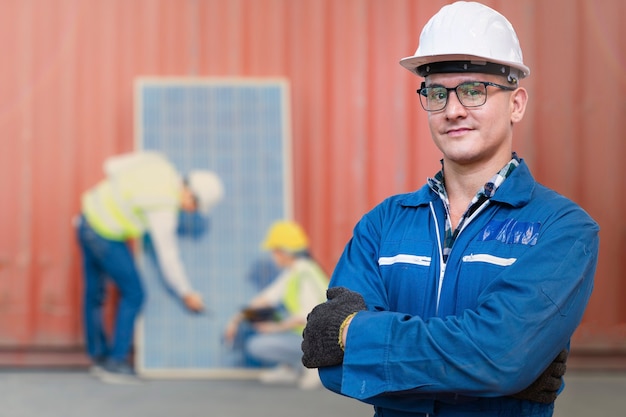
[283,258,328,334]
[82,153,181,241]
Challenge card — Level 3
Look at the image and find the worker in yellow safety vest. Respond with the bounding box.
[224,220,328,390]
[76,151,224,384]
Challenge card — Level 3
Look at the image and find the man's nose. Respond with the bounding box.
[444,90,467,117]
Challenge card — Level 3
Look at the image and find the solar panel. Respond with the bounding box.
[134,78,292,378]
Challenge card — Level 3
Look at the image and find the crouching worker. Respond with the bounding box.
[225,220,328,390]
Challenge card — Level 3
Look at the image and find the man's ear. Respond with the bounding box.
[511,87,528,124]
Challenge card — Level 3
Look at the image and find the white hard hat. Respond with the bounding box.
[186,170,224,214]
[399,1,530,82]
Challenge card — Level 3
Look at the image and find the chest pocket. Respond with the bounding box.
[378,240,437,315]
[478,218,540,246]
[453,239,531,311]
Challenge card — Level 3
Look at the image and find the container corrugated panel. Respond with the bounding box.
[0,0,623,365]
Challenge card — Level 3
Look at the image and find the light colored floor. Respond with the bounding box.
[553,371,626,417]
[1,370,624,417]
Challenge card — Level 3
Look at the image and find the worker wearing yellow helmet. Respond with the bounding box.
[76,151,224,384]
[260,220,310,253]
[224,220,328,390]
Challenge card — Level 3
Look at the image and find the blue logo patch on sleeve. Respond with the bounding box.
[479,219,540,245]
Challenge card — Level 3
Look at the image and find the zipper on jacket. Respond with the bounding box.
[378,254,431,266]
[430,202,446,314]
[462,253,517,266]
[430,199,491,314]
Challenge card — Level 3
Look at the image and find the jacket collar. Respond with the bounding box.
[490,159,536,208]
[398,159,536,209]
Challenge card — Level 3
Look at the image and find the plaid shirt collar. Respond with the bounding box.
[427,153,521,262]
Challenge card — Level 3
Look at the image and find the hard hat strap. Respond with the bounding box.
[418,60,511,78]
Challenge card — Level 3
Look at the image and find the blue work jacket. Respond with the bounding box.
[319,160,599,417]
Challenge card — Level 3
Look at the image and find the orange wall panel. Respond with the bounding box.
[0,0,623,362]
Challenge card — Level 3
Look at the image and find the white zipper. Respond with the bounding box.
[462,253,517,266]
[430,199,495,314]
[378,254,431,266]
[430,202,445,315]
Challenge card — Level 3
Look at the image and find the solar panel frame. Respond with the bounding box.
[133,77,292,378]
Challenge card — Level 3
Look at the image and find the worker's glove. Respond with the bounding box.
[301,287,366,369]
[511,349,568,404]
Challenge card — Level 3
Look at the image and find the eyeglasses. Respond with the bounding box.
[418,81,516,112]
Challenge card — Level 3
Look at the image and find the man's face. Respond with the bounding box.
[180,187,198,212]
[271,249,293,268]
[424,72,526,169]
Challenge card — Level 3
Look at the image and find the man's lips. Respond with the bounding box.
[445,127,472,136]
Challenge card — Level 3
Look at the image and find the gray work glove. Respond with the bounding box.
[511,349,568,404]
[301,287,366,369]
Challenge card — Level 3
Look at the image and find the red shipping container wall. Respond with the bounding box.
[0,0,623,366]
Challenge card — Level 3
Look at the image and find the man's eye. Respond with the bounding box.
[429,89,447,100]
[459,84,484,97]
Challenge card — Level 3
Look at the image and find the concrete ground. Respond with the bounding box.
[1,369,625,417]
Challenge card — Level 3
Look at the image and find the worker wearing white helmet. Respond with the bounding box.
[399,1,530,83]
[76,151,224,384]
[302,2,599,416]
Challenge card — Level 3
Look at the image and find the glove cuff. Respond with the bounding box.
[338,312,358,351]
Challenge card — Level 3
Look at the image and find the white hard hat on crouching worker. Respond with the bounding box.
[186,170,224,214]
[399,1,530,83]
[261,220,309,253]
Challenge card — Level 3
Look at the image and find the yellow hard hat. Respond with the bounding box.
[261,220,309,253]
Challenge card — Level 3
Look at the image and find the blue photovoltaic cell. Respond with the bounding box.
[134,78,291,375]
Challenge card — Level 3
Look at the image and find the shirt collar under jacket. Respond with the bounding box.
[427,153,521,210]
[398,153,534,209]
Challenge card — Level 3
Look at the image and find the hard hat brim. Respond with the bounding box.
[399,54,530,79]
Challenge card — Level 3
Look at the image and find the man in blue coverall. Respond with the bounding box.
[301,2,599,416]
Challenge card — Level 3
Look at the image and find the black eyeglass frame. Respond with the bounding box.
[417,81,516,112]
